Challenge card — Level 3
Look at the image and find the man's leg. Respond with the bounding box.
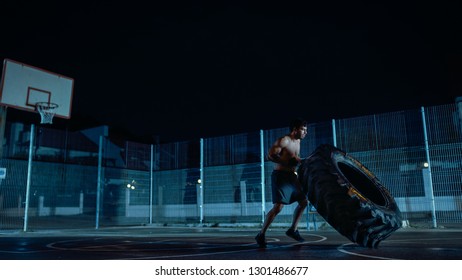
[289,198,308,231]
[255,203,284,247]
[261,203,284,234]
[286,198,308,242]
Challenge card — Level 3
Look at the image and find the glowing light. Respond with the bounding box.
[423,162,429,168]
[197,179,202,184]
[127,180,137,190]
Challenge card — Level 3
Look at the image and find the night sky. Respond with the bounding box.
[1,1,461,143]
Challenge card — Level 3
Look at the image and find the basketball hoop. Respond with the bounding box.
[36,102,59,124]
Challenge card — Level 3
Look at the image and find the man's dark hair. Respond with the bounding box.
[290,118,307,132]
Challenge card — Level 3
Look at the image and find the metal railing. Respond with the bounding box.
[1,102,461,231]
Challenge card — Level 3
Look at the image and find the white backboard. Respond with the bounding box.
[0,59,74,119]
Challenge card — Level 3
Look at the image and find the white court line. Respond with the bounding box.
[0,249,53,254]
[337,243,400,260]
[47,237,282,255]
[46,235,257,252]
[44,234,462,259]
[118,233,328,260]
[337,235,462,260]
[381,237,462,244]
[47,238,202,252]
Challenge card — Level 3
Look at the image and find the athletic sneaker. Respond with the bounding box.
[286,228,305,242]
[255,232,267,248]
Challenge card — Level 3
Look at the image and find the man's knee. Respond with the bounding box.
[272,203,284,213]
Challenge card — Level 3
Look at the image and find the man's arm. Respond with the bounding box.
[267,136,298,166]
[268,137,287,165]
[268,137,301,167]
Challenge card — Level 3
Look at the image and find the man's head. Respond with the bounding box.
[290,118,307,140]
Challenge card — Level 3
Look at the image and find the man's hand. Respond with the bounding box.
[288,157,300,167]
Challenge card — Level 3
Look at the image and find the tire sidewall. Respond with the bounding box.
[330,149,400,216]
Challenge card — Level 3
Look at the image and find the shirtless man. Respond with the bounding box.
[255,118,308,248]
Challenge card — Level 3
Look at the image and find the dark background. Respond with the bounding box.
[1,1,461,143]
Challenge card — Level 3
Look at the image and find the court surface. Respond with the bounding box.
[1,226,462,260]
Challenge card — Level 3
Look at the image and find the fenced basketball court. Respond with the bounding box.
[0,59,462,268]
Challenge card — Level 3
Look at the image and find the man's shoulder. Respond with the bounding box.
[280,134,300,143]
[279,134,292,141]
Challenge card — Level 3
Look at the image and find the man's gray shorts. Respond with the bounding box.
[271,170,306,204]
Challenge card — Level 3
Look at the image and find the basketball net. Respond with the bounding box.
[36,102,59,124]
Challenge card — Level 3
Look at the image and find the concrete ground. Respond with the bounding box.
[1,225,462,260]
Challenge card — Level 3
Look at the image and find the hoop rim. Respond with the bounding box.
[35,102,59,110]
[36,102,59,124]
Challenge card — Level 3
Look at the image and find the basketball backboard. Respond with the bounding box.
[0,58,74,119]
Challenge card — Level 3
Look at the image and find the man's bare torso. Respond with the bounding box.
[268,135,301,172]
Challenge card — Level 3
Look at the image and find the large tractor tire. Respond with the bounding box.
[298,144,402,248]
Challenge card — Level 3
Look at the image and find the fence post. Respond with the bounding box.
[95,135,103,229]
[149,144,154,224]
[199,138,204,225]
[332,119,337,147]
[79,191,84,214]
[421,106,437,228]
[260,129,266,224]
[23,124,35,232]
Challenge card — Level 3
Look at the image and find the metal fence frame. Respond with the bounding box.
[1,103,461,231]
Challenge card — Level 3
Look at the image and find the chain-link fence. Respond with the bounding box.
[1,102,462,231]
